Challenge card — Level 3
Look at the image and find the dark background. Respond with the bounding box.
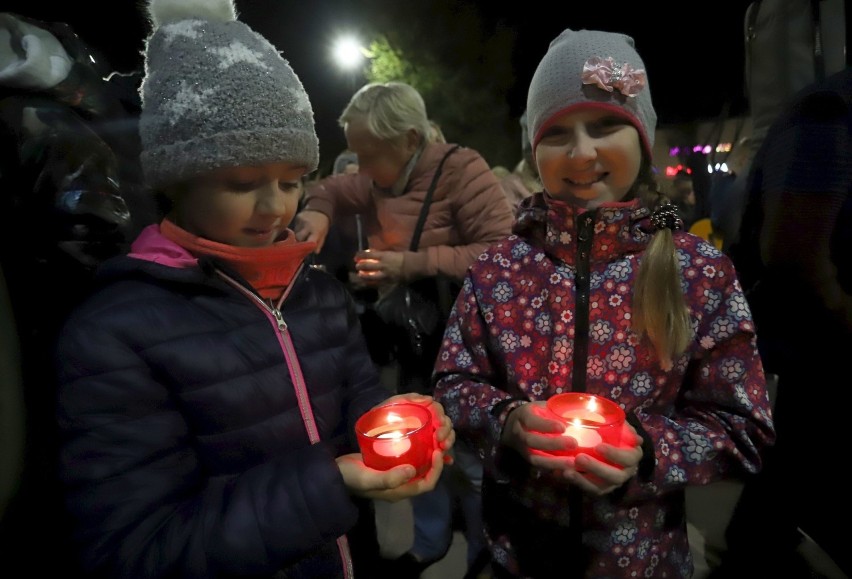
[5,1,754,171]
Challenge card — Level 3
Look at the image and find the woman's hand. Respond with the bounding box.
[292,210,329,252]
[354,250,404,285]
[336,448,446,502]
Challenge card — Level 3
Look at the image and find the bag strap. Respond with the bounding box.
[409,145,461,252]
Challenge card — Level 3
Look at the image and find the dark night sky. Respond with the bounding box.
[6,1,754,169]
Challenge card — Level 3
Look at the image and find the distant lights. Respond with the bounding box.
[668,141,737,175]
[706,162,730,174]
[664,164,693,177]
[669,142,734,157]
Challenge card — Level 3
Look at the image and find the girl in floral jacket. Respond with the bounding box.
[433,28,775,579]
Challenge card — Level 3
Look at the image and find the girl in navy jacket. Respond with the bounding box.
[54,1,453,577]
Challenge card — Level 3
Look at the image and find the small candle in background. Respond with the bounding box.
[354,247,381,281]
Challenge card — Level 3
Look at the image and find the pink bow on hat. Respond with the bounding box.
[581,56,646,97]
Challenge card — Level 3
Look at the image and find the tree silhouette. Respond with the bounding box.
[361,0,519,167]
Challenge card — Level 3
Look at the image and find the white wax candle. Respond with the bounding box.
[371,430,412,457]
[562,419,603,448]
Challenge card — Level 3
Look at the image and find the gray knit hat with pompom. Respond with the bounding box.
[139,0,318,188]
[526,29,656,159]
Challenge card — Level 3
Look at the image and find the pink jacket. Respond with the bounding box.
[303,142,514,282]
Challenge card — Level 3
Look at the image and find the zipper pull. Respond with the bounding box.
[272,307,287,331]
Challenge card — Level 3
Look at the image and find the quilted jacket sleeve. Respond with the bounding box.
[302,173,374,221]
[402,148,514,281]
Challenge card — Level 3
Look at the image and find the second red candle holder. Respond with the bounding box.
[542,392,625,464]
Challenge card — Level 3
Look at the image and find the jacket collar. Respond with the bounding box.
[513,192,653,266]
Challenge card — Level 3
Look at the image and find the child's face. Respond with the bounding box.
[535,108,642,209]
[174,162,306,247]
[344,117,420,189]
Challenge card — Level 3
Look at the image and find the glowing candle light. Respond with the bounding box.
[356,403,435,476]
[562,418,603,447]
[559,396,606,425]
[371,429,412,457]
[538,393,628,467]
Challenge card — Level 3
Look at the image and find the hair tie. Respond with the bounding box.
[650,203,683,232]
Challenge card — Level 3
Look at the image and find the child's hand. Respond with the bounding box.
[558,422,644,496]
[336,448,445,502]
[501,401,579,461]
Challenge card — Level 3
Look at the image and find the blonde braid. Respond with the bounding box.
[633,180,693,367]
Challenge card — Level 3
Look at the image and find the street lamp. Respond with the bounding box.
[332,35,366,89]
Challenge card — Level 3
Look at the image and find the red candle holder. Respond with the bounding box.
[355,402,434,477]
[542,393,625,465]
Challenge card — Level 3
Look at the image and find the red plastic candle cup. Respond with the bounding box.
[355,403,434,477]
[545,393,625,465]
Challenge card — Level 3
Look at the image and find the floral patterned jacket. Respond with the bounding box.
[433,193,776,578]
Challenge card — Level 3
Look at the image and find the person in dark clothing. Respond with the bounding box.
[53,1,454,577]
[720,66,852,579]
[0,12,144,577]
[708,137,751,253]
[670,169,698,230]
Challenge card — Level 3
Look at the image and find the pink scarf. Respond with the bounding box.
[160,219,317,300]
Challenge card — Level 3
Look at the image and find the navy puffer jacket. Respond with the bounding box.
[55,231,390,578]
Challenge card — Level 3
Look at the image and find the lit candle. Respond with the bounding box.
[562,419,603,447]
[541,392,628,465]
[355,403,435,476]
[355,249,380,266]
[369,428,412,457]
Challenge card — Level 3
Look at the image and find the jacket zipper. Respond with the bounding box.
[573,211,594,393]
[214,268,353,579]
[568,210,596,575]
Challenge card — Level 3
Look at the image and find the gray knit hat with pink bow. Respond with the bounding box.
[526,28,656,159]
[139,0,318,188]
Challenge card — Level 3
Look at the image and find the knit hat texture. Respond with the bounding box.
[527,29,656,159]
[139,0,318,188]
